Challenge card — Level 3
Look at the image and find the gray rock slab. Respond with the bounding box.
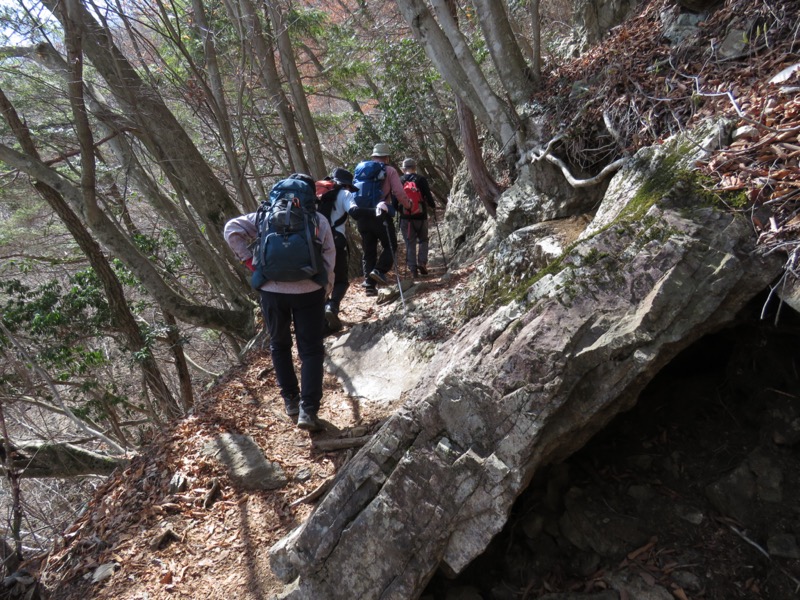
[202,433,287,490]
[325,322,435,405]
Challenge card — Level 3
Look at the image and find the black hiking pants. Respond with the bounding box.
[328,231,349,311]
[259,288,325,414]
[357,214,397,285]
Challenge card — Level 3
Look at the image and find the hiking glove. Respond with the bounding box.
[376,201,389,216]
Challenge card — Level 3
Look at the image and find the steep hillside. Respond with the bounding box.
[25,0,800,599]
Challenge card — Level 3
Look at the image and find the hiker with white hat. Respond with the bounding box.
[347,142,411,297]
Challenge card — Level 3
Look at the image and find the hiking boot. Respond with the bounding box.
[410,267,418,278]
[325,305,342,331]
[284,393,300,417]
[418,264,429,276]
[360,280,372,288]
[364,286,378,297]
[297,407,324,432]
[369,269,389,285]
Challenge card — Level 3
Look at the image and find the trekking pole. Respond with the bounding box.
[382,218,407,311]
[431,207,449,271]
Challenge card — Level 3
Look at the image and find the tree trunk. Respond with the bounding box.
[471,0,538,102]
[529,0,542,81]
[0,442,126,478]
[190,0,258,213]
[457,98,501,217]
[164,312,195,412]
[395,0,520,156]
[39,0,241,243]
[265,0,327,179]
[228,0,310,175]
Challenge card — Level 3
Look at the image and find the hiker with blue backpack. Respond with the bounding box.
[398,158,436,278]
[347,143,412,297]
[315,167,357,331]
[223,173,335,432]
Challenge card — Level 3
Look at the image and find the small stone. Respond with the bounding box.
[675,505,705,525]
[768,533,800,559]
[91,562,119,583]
[671,570,703,592]
[732,126,760,142]
[168,471,188,494]
[295,467,313,482]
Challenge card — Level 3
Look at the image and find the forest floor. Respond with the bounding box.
[38,261,458,600]
[27,0,800,598]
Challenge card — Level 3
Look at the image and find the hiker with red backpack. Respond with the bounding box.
[315,167,356,331]
[223,173,335,433]
[347,143,412,297]
[398,158,436,277]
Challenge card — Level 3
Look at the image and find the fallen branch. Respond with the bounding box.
[290,478,334,507]
[311,435,372,452]
[0,442,127,478]
[543,154,627,188]
[729,525,770,559]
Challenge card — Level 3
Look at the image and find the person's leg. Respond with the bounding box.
[325,233,349,329]
[359,223,378,287]
[399,218,415,273]
[259,291,299,412]
[328,234,349,312]
[417,220,430,271]
[292,288,326,419]
[375,217,397,274]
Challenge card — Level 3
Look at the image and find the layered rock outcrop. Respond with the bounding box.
[269,129,783,599]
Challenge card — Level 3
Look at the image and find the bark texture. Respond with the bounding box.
[471,0,537,103]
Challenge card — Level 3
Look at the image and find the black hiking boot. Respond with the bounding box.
[325,304,342,331]
[284,393,300,417]
[297,407,324,432]
[369,269,389,285]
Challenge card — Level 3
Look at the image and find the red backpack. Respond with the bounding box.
[315,179,336,200]
[402,177,424,216]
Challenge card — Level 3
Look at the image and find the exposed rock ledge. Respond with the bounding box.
[269,131,783,599]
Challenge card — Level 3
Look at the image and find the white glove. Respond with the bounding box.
[375,201,389,216]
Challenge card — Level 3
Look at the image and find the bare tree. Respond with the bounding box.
[0,81,181,418]
[223,0,311,175]
[39,0,242,243]
[471,0,538,101]
[395,0,522,159]
[266,0,327,178]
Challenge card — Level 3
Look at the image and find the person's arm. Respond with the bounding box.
[224,213,258,269]
[346,192,395,219]
[347,194,372,220]
[419,176,436,209]
[317,214,336,295]
[385,166,410,211]
[334,190,352,226]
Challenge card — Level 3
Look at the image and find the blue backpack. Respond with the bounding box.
[250,178,325,289]
[353,160,387,209]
